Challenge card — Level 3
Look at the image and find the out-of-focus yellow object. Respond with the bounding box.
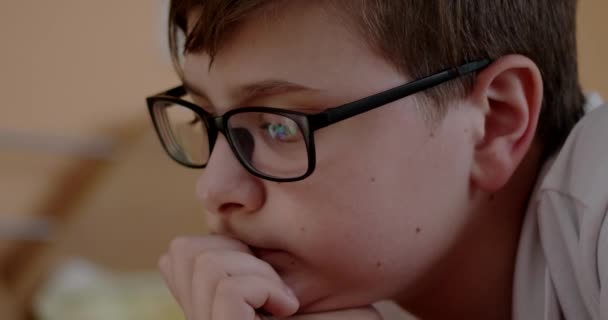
[34,259,183,320]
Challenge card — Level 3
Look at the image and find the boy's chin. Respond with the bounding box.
[251,247,294,272]
[289,280,383,314]
[297,296,380,315]
[249,248,384,313]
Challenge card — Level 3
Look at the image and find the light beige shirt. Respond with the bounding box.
[513,100,608,319]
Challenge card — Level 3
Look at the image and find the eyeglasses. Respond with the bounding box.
[146,59,490,182]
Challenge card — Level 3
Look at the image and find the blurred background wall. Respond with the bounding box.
[0,1,204,319]
[0,1,607,319]
[578,0,608,98]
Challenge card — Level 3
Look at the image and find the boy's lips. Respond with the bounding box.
[220,227,295,270]
[250,246,294,271]
[251,246,284,259]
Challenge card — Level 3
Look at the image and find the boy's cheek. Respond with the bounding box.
[292,235,402,294]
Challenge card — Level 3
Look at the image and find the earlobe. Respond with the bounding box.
[470,55,543,192]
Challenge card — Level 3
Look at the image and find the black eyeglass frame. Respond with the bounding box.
[146,59,491,182]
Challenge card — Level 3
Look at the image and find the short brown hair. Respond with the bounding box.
[169,0,585,157]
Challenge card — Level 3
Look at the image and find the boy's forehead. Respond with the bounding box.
[182,1,361,56]
[180,3,388,95]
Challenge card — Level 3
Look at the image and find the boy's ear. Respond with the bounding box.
[469,55,543,192]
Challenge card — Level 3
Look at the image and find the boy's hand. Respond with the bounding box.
[288,307,383,320]
[159,236,382,320]
[159,235,299,320]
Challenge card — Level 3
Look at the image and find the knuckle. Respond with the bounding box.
[226,238,251,252]
[257,259,276,275]
[168,236,193,253]
[215,277,239,298]
[193,252,220,272]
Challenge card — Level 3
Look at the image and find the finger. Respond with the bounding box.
[186,250,286,320]
[160,259,195,320]
[209,275,299,320]
[168,235,251,256]
[166,236,252,317]
[289,307,382,320]
[158,255,178,302]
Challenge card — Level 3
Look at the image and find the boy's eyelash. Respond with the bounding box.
[189,117,201,125]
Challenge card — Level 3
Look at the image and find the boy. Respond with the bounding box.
[148,1,607,319]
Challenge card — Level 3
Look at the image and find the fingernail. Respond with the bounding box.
[284,286,297,300]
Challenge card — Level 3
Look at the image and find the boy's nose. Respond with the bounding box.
[196,135,265,217]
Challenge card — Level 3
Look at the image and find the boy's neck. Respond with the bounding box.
[396,143,545,320]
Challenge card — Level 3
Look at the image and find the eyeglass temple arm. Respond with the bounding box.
[309,59,492,131]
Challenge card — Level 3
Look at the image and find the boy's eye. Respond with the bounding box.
[188,116,200,125]
[262,119,300,143]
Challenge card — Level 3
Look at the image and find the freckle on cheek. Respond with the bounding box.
[300,226,306,233]
[376,261,383,268]
[370,177,376,183]
[415,227,422,234]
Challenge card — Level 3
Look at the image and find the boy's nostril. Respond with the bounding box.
[218,203,244,214]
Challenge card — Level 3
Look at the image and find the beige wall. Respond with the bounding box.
[579,0,608,97]
[0,3,180,314]
[0,1,177,138]
[0,0,181,257]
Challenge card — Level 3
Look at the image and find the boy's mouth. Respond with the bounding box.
[251,246,284,260]
[250,246,294,272]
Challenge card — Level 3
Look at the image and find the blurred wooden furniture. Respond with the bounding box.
[1,1,178,316]
[1,283,21,320]
[0,131,119,319]
[1,124,205,319]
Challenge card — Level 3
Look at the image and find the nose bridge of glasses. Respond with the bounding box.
[206,114,254,164]
[210,116,226,133]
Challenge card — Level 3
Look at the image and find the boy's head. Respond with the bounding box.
[161,0,584,315]
[170,0,585,157]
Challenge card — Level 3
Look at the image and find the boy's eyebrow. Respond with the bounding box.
[182,78,323,103]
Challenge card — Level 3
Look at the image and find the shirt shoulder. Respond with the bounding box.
[532,104,608,319]
[539,104,608,206]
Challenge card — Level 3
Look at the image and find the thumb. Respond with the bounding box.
[288,307,382,320]
[209,275,299,320]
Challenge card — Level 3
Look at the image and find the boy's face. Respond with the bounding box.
[184,2,481,313]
